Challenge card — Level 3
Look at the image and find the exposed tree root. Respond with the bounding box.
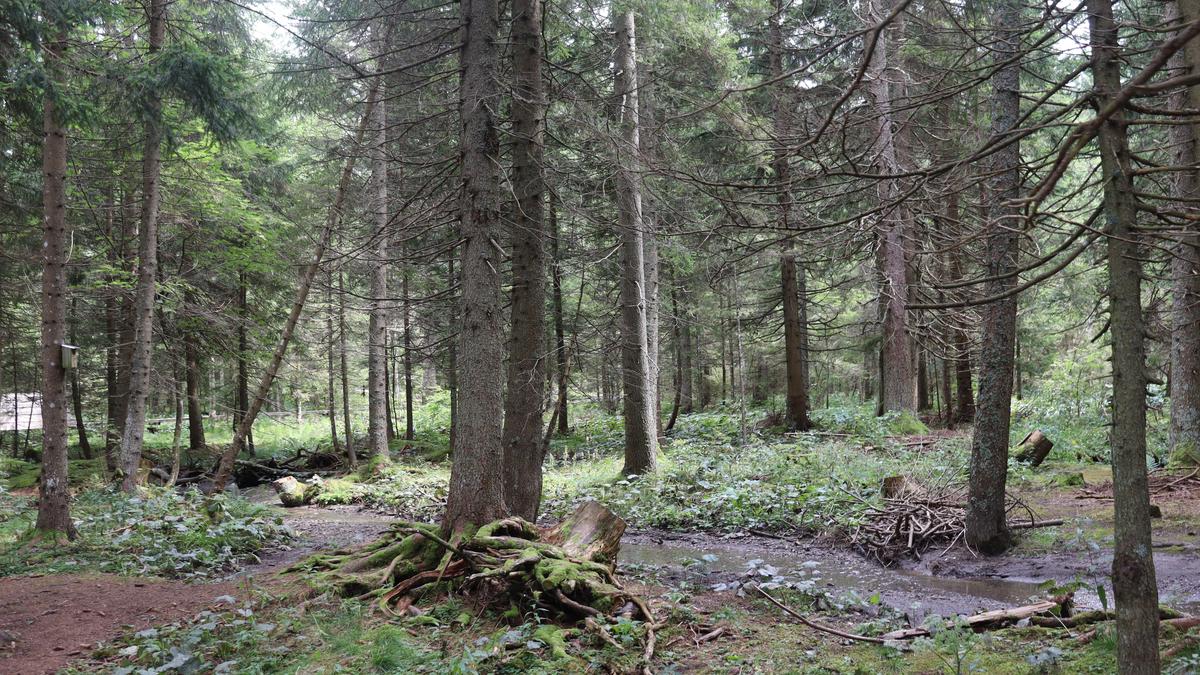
[285,501,659,669]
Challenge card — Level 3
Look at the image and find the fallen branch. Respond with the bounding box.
[753,584,886,644]
[879,595,1073,640]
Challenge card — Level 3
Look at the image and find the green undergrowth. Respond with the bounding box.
[540,429,968,533]
[0,486,292,578]
[69,591,650,674]
[0,456,107,490]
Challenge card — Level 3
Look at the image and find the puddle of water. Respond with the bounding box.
[620,540,1054,618]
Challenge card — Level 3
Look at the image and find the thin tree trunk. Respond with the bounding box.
[403,271,415,441]
[338,269,355,466]
[35,24,75,536]
[613,11,656,476]
[118,0,166,491]
[665,278,684,432]
[367,63,390,460]
[550,191,569,435]
[212,84,379,491]
[640,68,661,433]
[501,0,548,520]
[1169,0,1200,465]
[1090,0,1160,668]
[169,358,183,486]
[443,0,507,533]
[235,268,251,452]
[69,299,92,459]
[680,283,694,413]
[183,282,205,450]
[965,0,1021,553]
[326,270,341,454]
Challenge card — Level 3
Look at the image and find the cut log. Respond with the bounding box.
[1014,430,1054,466]
[880,595,1071,640]
[544,500,626,565]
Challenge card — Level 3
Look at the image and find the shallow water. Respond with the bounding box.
[620,537,1071,618]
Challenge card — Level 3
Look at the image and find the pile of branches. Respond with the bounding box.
[846,480,1058,565]
[286,501,660,669]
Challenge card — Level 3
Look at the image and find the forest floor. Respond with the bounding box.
[2,406,1200,672]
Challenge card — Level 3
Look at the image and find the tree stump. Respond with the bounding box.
[1014,430,1054,466]
[544,499,626,564]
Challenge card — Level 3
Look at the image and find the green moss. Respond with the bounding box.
[532,625,571,660]
[310,477,360,505]
[884,410,929,436]
[0,457,107,490]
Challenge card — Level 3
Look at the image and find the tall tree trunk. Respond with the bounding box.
[613,11,656,476]
[1169,0,1200,465]
[1090,0,1159,668]
[69,299,92,459]
[235,268,251,452]
[35,24,75,537]
[640,68,661,433]
[865,0,914,414]
[965,0,1021,553]
[771,0,811,432]
[326,270,341,454]
[446,253,458,455]
[443,0,507,533]
[501,0,548,521]
[680,283,694,413]
[212,84,379,490]
[168,355,183,486]
[367,65,390,460]
[550,190,569,435]
[103,183,120,470]
[665,283,683,432]
[118,0,166,491]
[183,279,205,450]
[338,269,355,466]
[402,270,415,441]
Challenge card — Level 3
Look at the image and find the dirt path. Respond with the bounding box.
[0,491,394,675]
[0,574,240,675]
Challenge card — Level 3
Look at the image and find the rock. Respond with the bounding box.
[272,476,315,507]
[1149,504,1163,519]
[0,629,18,651]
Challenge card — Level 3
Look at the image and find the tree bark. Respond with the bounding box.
[35,24,75,537]
[402,270,415,441]
[338,268,355,466]
[550,190,569,435]
[367,61,390,460]
[613,11,657,476]
[443,0,508,533]
[501,0,548,521]
[69,299,92,459]
[1169,0,1200,465]
[771,0,812,432]
[865,0,915,414]
[183,280,205,450]
[118,0,166,491]
[326,270,341,454]
[966,0,1021,554]
[1089,0,1160,668]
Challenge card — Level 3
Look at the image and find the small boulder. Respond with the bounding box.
[272,476,315,507]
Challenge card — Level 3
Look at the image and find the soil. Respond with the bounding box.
[0,574,239,675]
[0,489,395,675]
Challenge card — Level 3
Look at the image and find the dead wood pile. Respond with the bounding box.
[846,479,1061,565]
